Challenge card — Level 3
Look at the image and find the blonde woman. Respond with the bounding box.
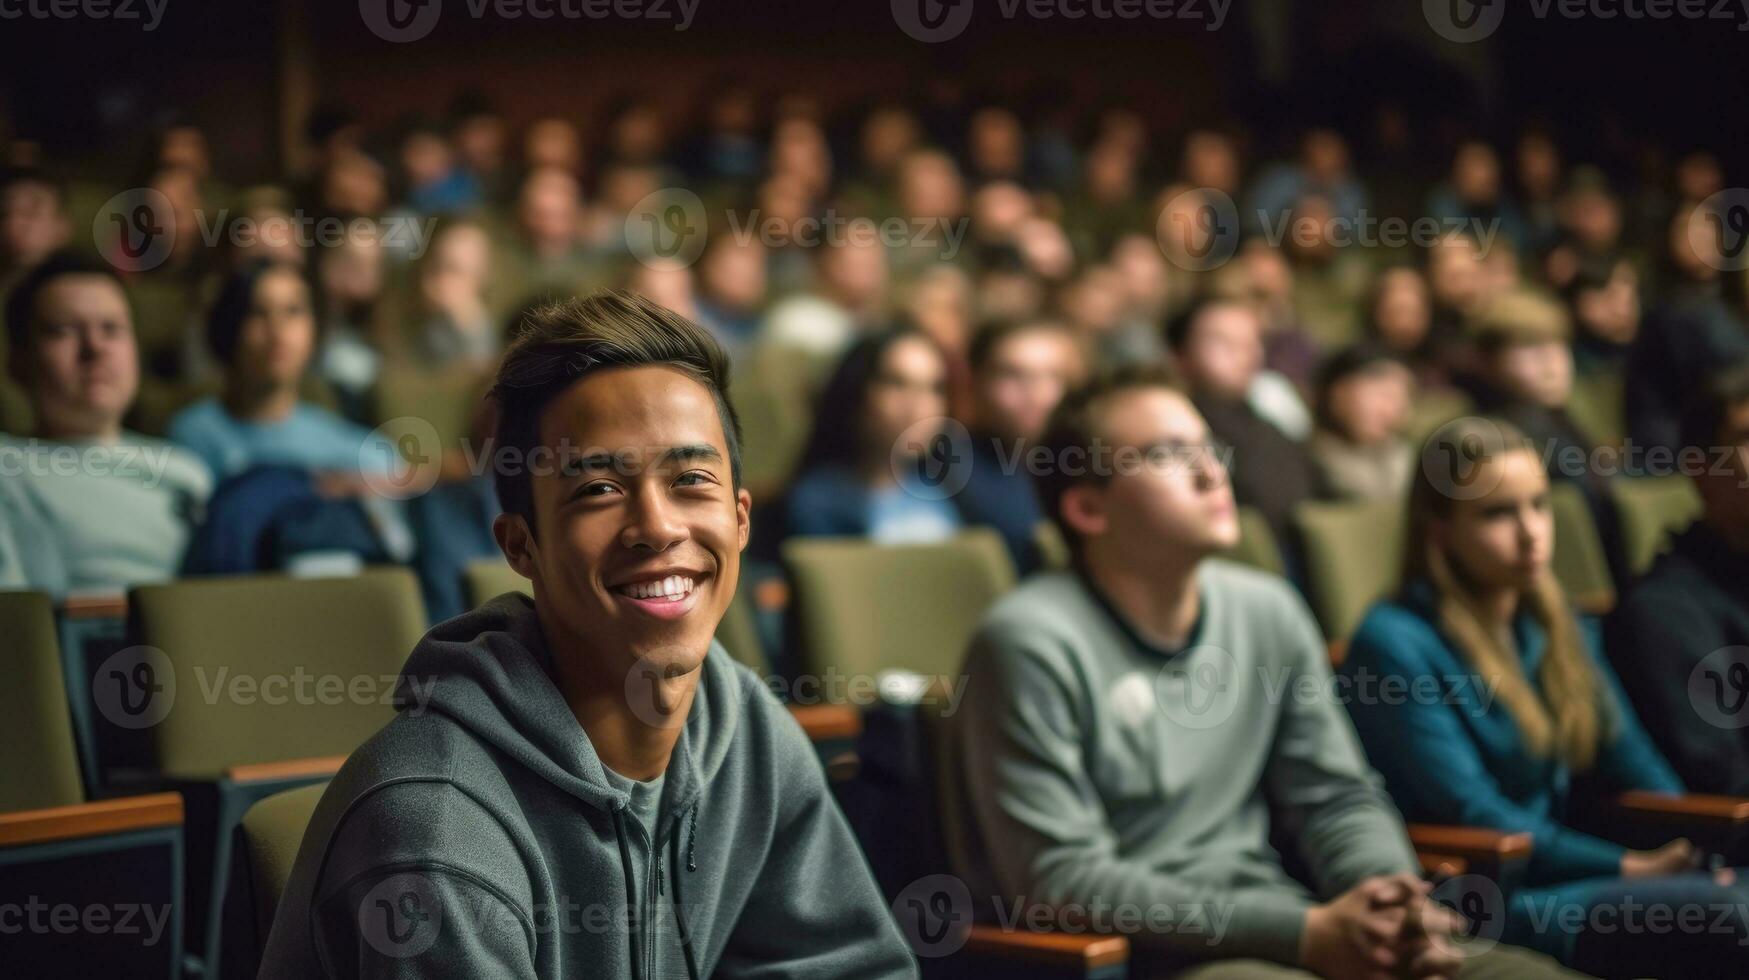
[1339,417,1748,977]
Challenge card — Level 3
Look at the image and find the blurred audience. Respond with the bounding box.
[1308,342,1414,502]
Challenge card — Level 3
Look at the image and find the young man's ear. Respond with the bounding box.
[1059,483,1109,542]
[735,487,752,552]
[493,512,540,580]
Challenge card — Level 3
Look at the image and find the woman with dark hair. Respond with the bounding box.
[784,326,963,543]
[169,259,388,482]
[1339,418,1749,977]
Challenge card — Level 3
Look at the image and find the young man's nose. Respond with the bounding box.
[621,490,687,551]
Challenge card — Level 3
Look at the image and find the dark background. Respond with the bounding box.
[2,0,1744,185]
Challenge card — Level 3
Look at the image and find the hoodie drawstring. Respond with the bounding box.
[612,807,644,980]
[669,801,702,980]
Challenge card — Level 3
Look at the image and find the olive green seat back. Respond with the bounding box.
[1404,390,1476,447]
[1612,476,1703,577]
[1568,373,1626,447]
[1548,482,1615,613]
[1297,499,1407,640]
[783,529,1017,682]
[130,569,428,779]
[1225,506,1287,576]
[0,591,85,812]
[239,782,327,940]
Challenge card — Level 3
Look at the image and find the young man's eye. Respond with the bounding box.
[577,481,619,499]
[675,470,713,488]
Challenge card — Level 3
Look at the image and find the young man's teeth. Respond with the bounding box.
[625,576,693,599]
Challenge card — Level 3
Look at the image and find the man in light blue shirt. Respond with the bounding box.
[0,253,211,595]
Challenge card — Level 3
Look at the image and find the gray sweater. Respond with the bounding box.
[260,593,917,979]
[941,562,1417,966]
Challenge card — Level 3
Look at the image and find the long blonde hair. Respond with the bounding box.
[1405,418,1601,769]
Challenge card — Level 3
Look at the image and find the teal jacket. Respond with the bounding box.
[260,594,917,979]
[1340,584,1683,886]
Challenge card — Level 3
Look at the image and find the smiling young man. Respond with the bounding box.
[262,292,916,979]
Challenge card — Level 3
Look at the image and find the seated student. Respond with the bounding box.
[1307,343,1414,502]
[261,293,916,978]
[1167,297,1317,547]
[1341,417,1749,977]
[0,253,211,594]
[954,318,1086,573]
[169,260,384,482]
[1469,290,1616,532]
[785,326,963,544]
[943,367,1577,979]
[1609,359,1749,796]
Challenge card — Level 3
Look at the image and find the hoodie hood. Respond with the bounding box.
[394,591,743,821]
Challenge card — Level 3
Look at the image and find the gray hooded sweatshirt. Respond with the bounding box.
[259,593,918,979]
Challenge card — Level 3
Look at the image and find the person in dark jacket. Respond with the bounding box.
[951,317,1086,573]
[1608,358,1749,797]
[261,293,917,979]
[1167,296,1316,549]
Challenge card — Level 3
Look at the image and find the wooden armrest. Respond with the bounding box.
[61,592,128,620]
[966,925,1129,970]
[1613,792,1749,826]
[225,756,347,785]
[1406,825,1533,864]
[754,578,790,613]
[1416,851,1469,879]
[0,792,183,848]
[1571,591,1616,617]
[788,703,862,742]
[1326,638,1348,666]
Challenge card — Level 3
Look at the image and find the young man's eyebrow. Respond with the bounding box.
[660,444,724,466]
[561,445,722,474]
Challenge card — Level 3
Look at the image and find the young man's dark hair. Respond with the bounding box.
[489,291,743,525]
[5,251,125,382]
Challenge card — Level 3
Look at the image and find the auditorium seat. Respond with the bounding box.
[128,567,428,974]
[226,782,328,975]
[1296,498,1406,643]
[0,590,186,979]
[731,343,816,501]
[783,528,1016,684]
[1568,372,1626,447]
[1548,482,1615,615]
[1612,475,1703,576]
[372,363,490,457]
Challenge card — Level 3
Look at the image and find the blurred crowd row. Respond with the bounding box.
[2,85,1746,616]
